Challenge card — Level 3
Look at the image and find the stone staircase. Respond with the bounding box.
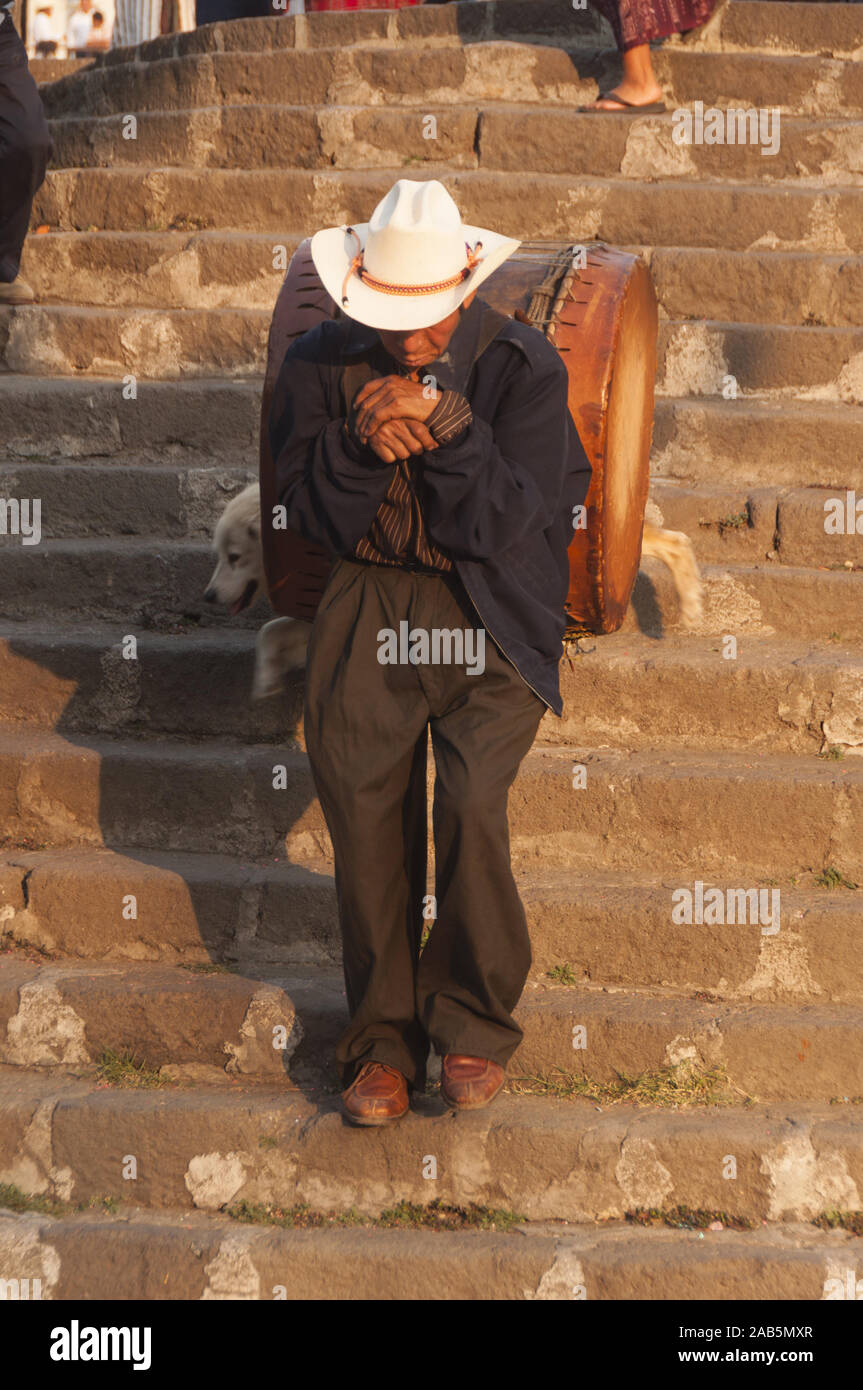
[1,0,862,1299]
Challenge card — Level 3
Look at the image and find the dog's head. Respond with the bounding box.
[204,483,265,616]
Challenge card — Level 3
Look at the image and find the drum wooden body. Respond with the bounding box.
[259,239,657,635]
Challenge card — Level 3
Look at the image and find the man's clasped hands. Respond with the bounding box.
[347,375,441,465]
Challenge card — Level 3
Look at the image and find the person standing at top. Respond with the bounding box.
[582,0,724,113]
[0,1,52,304]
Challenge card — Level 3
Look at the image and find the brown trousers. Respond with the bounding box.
[302,556,546,1092]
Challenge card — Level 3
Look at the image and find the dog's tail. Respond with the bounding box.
[641,523,704,627]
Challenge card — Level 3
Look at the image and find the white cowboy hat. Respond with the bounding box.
[310,179,520,331]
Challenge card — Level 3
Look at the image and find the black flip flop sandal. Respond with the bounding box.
[579,91,667,114]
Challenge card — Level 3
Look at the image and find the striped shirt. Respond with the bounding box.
[349,384,473,573]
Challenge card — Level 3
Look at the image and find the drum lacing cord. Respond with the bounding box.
[523,245,587,335]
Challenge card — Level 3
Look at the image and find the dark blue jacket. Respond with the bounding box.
[268,296,592,716]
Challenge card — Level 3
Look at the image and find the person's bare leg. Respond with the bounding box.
[585,43,664,110]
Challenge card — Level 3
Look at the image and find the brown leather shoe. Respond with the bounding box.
[440,1055,505,1111]
[342,1061,409,1126]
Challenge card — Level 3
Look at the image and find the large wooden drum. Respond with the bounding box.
[259,238,657,636]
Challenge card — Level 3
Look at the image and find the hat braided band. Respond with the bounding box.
[341,226,483,305]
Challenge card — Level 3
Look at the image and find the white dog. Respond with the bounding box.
[207,483,702,699]
[204,482,311,700]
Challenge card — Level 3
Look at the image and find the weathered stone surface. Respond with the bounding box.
[653,397,863,489]
[481,110,863,186]
[20,230,292,310]
[48,105,480,173]
[0,376,259,464]
[6,302,862,390]
[0,726,861,878]
[37,41,863,120]
[0,954,860,1097]
[3,618,860,748]
[23,234,862,323]
[5,1205,861,1301]
[656,320,863,400]
[0,960,302,1079]
[0,305,268,378]
[646,246,863,329]
[2,1070,863,1222]
[32,168,863,250]
[3,846,863,1003]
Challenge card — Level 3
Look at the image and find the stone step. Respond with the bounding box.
[0,305,270,379]
[5,1205,860,1302]
[1,953,861,1099]
[59,2,863,68]
[34,42,599,119]
[646,246,863,329]
[38,42,863,120]
[0,461,256,541]
[2,1067,861,1222]
[1,534,860,639]
[0,377,260,466]
[517,868,863,1005]
[30,58,92,85]
[514,985,863,1101]
[3,849,862,1003]
[510,745,863,879]
[0,957,311,1084]
[44,105,863,187]
[19,230,294,311]
[4,459,851,573]
[0,846,335,967]
[481,109,863,186]
[654,397,863,489]
[46,104,481,175]
[652,46,863,119]
[2,377,859,488]
[2,616,862,755]
[0,729,859,877]
[32,169,863,252]
[713,1,863,59]
[651,481,863,571]
[655,321,863,403]
[19,234,863,328]
[41,1,604,77]
[4,304,861,400]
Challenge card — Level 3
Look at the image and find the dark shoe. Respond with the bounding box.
[0,276,36,305]
[440,1055,505,1111]
[342,1061,409,1126]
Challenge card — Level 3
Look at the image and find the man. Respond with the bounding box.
[269,180,591,1125]
[0,0,52,304]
